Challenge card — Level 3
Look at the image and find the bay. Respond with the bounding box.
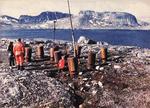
[0,29,150,48]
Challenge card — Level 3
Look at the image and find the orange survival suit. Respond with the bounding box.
[58,59,65,69]
[58,56,65,72]
[13,40,25,70]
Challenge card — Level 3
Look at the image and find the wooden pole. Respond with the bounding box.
[53,20,56,42]
[67,0,76,57]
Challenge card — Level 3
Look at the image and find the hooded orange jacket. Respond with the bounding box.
[13,42,25,56]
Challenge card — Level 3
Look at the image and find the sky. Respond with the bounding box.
[0,0,150,21]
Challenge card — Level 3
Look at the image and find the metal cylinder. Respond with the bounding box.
[66,48,69,55]
[36,45,44,59]
[54,45,59,51]
[75,45,82,58]
[64,46,69,55]
[100,47,107,63]
[50,46,59,61]
[49,46,59,61]
[87,51,96,69]
[67,57,78,78]
[25,47,32,62]
[54,51,61,63]
[50,48,54,61]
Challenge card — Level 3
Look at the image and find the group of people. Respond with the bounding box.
[7,38,25,71]
[7,38,70,73]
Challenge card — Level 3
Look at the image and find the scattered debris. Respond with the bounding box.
[0,38,150,108]
[114,65,121,69]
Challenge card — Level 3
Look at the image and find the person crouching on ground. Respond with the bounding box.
[58,56,66,72]
[13,38,25,71]
[7,41,15,68]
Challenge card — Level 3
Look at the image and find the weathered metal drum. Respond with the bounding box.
[25,47,32,62]
[49,46,59,61]
[54,45,59,51]
[36,45,44,59]
[67,57,78,78]
[75,45,82,58]
[54,51,61,63]
[50,48,55,61]
[65,47,69,55]
[87,51,96,69]
[100,47,107,63]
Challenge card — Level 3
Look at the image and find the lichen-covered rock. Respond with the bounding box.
[0,68,75,108]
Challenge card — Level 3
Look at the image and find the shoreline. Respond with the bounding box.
[0,29,150,49]
[0,37,150,50]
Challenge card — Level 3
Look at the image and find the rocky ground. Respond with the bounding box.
[0,37,150,108]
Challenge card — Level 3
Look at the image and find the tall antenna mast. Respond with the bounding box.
[53,12,57,42]
[67,0,76,57]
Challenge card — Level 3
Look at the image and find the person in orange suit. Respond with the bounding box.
[13,38,25,71]
[58,56,65,72]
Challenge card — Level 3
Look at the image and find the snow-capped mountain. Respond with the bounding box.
[28,11,149,29]
[0,15,19,29]
[0,15,18,24]
[18,11,70,24]
[78,10,139,27]
[0,10,149,29]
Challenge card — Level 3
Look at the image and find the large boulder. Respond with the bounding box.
[0,68,75,108]
[77,36,96,44]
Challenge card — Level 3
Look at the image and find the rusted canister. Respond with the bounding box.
[50,48,55,61]
[76,45,82,58]
[67,57,78,78]
[54,45,59,51]
[100,47,107,63]
[65,47,69,55]
[36,45,44,59]
[87,51,96,69]
[49,46,59,61]
[25,47,32,62]
[54,51,61,63]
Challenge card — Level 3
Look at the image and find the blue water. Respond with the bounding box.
[0,29,150,48]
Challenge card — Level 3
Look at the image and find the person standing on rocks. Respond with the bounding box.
[7,41,15,68]
[13,38,25,71]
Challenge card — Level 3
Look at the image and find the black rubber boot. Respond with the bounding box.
[17,65,20,70]
[20,66,24,71]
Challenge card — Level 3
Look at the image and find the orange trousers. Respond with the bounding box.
[15,55,24,66]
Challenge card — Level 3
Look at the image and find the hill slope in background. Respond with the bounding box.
[0,10,149,29]
[78,11,139,27]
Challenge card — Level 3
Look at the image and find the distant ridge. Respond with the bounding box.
[18,11,70,24]
[0,10,149,29]
[78,10,139,27]
[0,15,18,24]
